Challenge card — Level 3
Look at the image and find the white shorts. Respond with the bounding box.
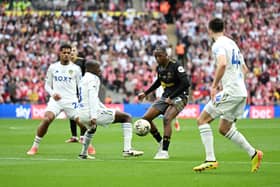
[78,108,116,128]
[45,97,78,120]
[204,92,247,122]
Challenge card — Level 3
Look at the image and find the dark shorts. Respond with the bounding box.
[152,95,188,114]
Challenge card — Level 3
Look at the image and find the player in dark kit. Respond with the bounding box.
[138,46,190,159]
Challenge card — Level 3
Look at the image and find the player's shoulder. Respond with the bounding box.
[168,58,180,67]
[168,59,185,73]
[84,72,100,81]
[169,58,177,64]
[212,39,224,50]
[48,61,60,69]
[70,62,82,71]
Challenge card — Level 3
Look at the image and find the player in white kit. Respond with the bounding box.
[193,18,263,172]
[27,43,92,155]
[77,60,143,159]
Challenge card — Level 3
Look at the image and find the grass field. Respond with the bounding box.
[0,118,279,187]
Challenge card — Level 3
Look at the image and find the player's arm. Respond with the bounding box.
[211,54,227,101]
[240,54,249,77]
[138,78,161,101]
[45,66,55,97]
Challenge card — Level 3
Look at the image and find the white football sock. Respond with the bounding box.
[32,136,42,148]
[122,123,132,151]
[199,124,216,161]
[80,131,93,155]
[225,125,256,157]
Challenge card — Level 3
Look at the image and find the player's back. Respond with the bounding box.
[212,36,247,97]
[78,72,104,112]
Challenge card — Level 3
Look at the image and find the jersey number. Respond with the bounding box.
[231,49,241,69]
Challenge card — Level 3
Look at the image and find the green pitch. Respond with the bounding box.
[0,118,279,187]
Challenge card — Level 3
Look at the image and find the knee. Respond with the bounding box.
[163,116,172,125]
[123,113,132,123]
[197,117,204,126]
[219,125,231,136]
[43,115,54,124]
[143,116,151,123]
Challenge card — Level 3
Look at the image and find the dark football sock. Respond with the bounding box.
[162,136,170,151]
[70,119,77,137]
[151,130,162,143]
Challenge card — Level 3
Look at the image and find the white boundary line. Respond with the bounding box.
[0,157,279,165]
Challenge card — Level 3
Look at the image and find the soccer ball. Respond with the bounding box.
[134,119,151,136]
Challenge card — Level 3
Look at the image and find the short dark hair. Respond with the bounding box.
[154,46,167,54]
[60,43,72,51]
[209,18,224,33]
[85,60,100,69]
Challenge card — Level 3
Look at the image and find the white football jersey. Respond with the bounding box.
[78,72,106,119]
[212,36,247,97]
[45,61,82,100]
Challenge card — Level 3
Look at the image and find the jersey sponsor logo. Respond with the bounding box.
[177,66,185,72]
[54,76,72,82]
[160,81,174,88]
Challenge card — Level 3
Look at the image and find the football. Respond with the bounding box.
[134,119,151,136]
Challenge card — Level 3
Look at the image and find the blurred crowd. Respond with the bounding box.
[0,0,279,106]
[174,0,280,105]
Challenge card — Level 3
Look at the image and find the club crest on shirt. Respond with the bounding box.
[68,69,74,75]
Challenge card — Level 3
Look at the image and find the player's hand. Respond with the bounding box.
[210,86,218,102]
[165,97,173,105]
[138,92,146,102]
[53,93,61,101]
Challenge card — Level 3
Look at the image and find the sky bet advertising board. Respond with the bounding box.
[0,104,279,119]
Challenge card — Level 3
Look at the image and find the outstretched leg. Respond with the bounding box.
[27,111,55,155]
[78,124,96,160]
[114,111,144,157]
[219,118,263,172]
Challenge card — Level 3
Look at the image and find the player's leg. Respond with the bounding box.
[143,98,168,146]
[78,122,96,160]
[220,98,263,172]
[65,119,79,143]
[66,103,96,155]
[193,101,218,171]
[154,106,178,159]
[154,95,187,159]
[79,125,87,143]
[27,111,56,155]
[113,110,143,157]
